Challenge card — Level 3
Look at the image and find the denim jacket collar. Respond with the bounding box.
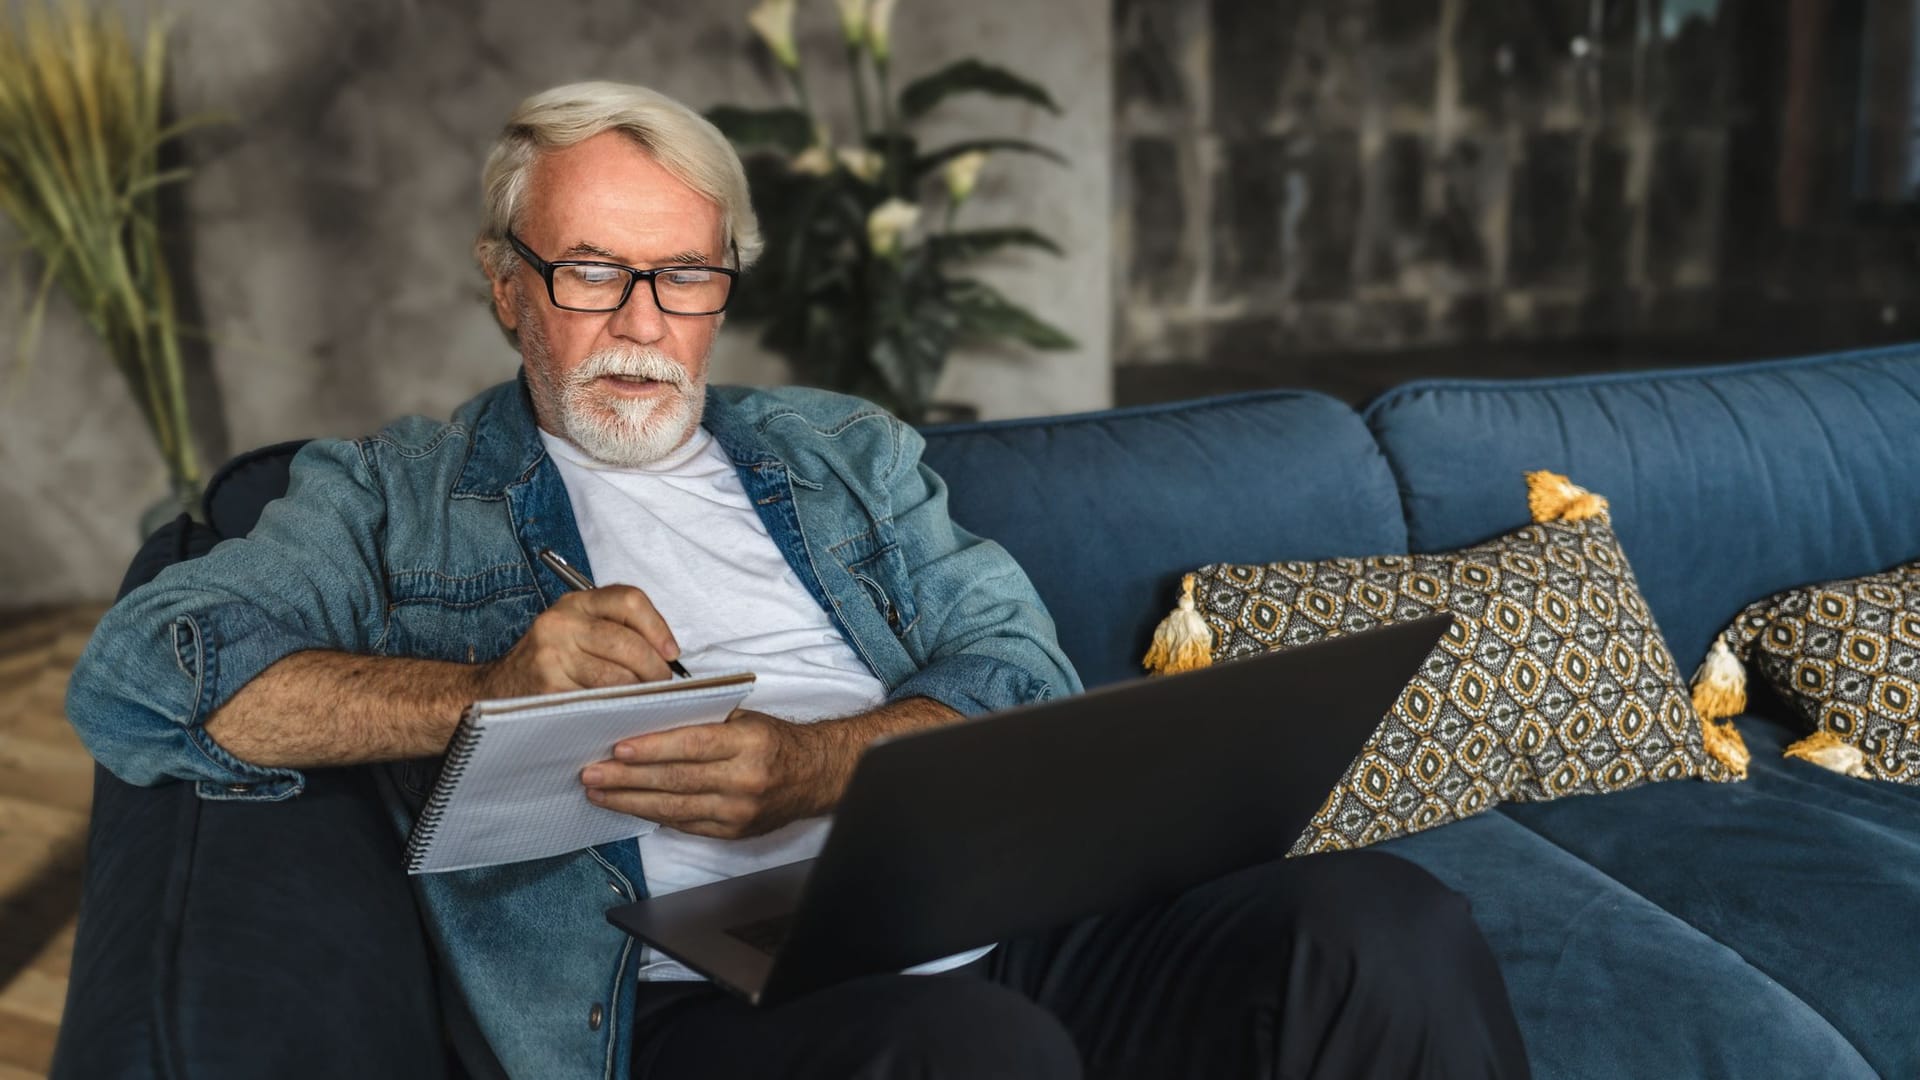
[449,374,807,608]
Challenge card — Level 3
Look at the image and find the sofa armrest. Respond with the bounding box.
[51,763,450,1079]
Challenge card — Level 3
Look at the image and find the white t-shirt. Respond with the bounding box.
[540,428,990,980]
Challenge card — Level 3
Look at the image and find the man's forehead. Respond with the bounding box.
[556,237,714,266]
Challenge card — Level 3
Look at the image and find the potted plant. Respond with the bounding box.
[0,0,208,526]
[712,0,1075,423]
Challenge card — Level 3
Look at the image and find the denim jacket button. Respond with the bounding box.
[607,880,623,896]
[588,1003,604,1031]
[226,783,253,794]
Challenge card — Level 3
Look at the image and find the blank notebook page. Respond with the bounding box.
[406,673,755,874]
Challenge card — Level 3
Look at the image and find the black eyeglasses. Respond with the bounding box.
[506,231,738,316]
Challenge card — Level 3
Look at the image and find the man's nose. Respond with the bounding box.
[608,282,670,343]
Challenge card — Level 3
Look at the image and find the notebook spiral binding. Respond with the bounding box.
[404,709,487,872]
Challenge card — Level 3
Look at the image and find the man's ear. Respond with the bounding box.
[490,272,521,332]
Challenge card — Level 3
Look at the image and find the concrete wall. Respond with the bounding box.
[1111,0,1920,406]
[0,0,1111,609]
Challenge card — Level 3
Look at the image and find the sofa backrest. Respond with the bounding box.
[1364,345,1920,675]
[922,391,1407,689]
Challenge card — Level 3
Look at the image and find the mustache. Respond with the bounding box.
[569,348,692,391]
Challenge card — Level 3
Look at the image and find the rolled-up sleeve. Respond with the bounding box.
[65,438,390,801]
[882,423,1083,717]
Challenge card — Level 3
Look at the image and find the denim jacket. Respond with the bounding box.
[66,377,1082,1080]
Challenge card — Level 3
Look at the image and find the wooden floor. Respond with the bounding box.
[0,605,102,1080]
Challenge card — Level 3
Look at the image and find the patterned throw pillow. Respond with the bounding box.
[1143,473,1748,854]
[1691,560,1920,783]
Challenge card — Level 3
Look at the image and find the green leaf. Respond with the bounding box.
[704,105,813,154]
[949,278,1077,350]
[912,138,1067,182]
[898,59,1062,122]
[871,298,960,419]
[926,227,1063,262]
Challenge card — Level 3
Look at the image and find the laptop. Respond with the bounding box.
[605,613,1452,1007]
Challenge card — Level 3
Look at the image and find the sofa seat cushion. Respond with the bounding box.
[1493,708,1920,1078]
[1380,809,1875,1080]
[922,391,1405,689]
[1364,346,1920,677]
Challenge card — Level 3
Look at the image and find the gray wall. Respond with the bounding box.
[0,0,1111,609]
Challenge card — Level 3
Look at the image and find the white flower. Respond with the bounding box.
[866,198,920,258]
[837,147,885,182]
[792,145,834,176]
[867,0,898,61]
[834,0,867,46]
[943,150,988,203]
[746,0,799,70]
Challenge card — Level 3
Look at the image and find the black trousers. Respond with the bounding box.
[628,851,1531,1079]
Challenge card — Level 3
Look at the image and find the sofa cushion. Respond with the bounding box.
[1363,346,1920,677]
[1709,559,1920,782]
[922,391,1406,689]
[1163,501,1735,855]
[1494,706,1920,1079]
[1380,809,1877,1080]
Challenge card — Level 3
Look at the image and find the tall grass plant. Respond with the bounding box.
[0,0,208,503]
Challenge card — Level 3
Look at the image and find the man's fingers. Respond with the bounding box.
[580,760,723,794]
[663,819,746,840]
[573,618,673,683]
[586,787,739,826]
[560,651,644,690]
[569,586,681,663]
[612,722,736,764]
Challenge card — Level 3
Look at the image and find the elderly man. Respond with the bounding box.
[68,82,1528,1079]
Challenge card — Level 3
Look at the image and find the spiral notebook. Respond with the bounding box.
[405,672,757,874]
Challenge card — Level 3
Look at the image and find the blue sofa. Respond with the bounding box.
[57,346,1920,1078]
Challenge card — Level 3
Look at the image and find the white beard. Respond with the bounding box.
[552,346,706,467]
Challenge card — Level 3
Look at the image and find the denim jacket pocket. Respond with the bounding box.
[831,523,919,639]
[383,566,541,663]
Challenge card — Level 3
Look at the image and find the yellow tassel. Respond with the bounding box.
[1689,637,1748,722]
[1143,573,1215,676]
[1700,719,1751,781]
[1526,470,1611,523]
[1784,731,1870,778]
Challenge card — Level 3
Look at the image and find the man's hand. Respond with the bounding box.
[579,708,831,839]
[580,696,962,840]
[475,585,682,698]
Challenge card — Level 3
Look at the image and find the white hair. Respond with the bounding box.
[475,82,762,331]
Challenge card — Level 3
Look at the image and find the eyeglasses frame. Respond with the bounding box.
[505,230,740,316]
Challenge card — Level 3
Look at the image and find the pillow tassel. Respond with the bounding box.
[1526,470,1611,523]
[1699,718,1751,780]
[1784,730,1870,778]
[1143,573,1214,676]
[1690,636,1748,722]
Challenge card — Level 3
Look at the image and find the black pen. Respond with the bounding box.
[538,548,692,679]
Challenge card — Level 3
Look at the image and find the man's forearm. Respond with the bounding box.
[202,650,482,768]
[799,696,962,816]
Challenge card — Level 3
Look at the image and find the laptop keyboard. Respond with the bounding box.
[727,913,795,955]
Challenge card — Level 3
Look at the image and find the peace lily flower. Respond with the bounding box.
[834,0,868,46]
[746,0,799,70]
[837,147,885,182]
[791,144,834,176]
[866,198,920,258]
[867,0,898,61]
[944,150,989,203]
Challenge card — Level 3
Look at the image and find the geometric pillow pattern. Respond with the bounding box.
[1721,560,1920,783]
[1186,515,1740,855]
